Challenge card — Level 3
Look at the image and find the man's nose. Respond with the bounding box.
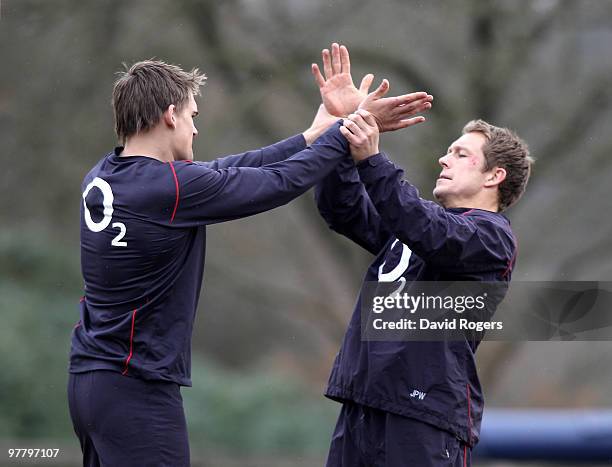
[193,126,198,137]
[438,154,450,168]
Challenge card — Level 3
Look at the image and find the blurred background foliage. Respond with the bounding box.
[1,0,612,464]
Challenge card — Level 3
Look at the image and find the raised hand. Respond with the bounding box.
[359,80,433,132]
[340,109,380,162]
[312,43,433,132]
[312,43,374,118]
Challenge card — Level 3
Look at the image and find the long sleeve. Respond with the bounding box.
[356,153,515,272]
[196,134,306,169]
[167,124,349,227]
[314,156,391,255]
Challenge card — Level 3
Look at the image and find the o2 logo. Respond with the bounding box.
[82,177,127,247]
[378,239,412,296]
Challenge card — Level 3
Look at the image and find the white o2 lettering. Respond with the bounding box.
[82,177,127,247]
[378,239,412,296]
[82,177,113,232]
[111,222,128,247]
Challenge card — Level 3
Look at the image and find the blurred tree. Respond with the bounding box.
[1,1,612,456]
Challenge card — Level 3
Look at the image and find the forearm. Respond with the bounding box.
[315,158,390,254]
[356,153,471,263]
[199,134,307,169]
[172,123,350,226]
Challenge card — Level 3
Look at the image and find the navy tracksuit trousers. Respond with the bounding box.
[67,370,189,467]
[326,401,471,467]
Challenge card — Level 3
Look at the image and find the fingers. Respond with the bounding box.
[345,110,378,137]
[355,109,378,128]
[346,113,368,134]
[386,116,427,132]
[339,124,361,146]
[370,93,433,122]
[311,63,326,89]
[342,112,380,159]
[359,74,374,94]
[391,98,433,118]
[331,43,341,75]
[322,43,353,78]
[322,48,332,80]
[395,91,432,104]
[343,116,364,135]
[393,92,434,109]
[339,44,350,74]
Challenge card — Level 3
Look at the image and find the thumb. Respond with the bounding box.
[359,74,374,94]
[367,79,390,101]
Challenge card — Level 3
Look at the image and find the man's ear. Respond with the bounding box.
[162,104,177,128]
[484,167,506,188]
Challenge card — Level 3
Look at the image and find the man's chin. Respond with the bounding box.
[432,188,448,207]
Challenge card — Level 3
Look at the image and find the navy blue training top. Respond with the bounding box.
[315,153,516,447]
[70,124,349,386]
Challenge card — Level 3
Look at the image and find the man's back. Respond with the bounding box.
[72,149,206,385]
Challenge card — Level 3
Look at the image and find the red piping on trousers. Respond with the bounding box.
[121,309,138,375]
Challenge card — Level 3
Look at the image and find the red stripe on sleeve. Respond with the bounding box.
[168,162,180,223]
[502,234,518,278]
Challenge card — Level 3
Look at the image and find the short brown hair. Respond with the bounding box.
[112,60,207,143]
[462,119,533,211]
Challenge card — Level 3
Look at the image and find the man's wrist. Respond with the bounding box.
[303,123,331,145]
[302,127,320,146]
[355,152,387,168]
[351,148,380,163]
[303,120,343,146]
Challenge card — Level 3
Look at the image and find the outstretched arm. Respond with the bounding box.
[315,157,391,255]
[168,123,350,227]
[198,105,338,170]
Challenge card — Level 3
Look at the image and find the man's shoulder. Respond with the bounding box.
[83,152,174,182]
[80,152,179,209]
[466,210,516,256]
[464,209,512,230]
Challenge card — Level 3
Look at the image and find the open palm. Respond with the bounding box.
[312,43,433,132]
[311,43,373,118]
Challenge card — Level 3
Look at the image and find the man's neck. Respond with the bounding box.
[121,134,174,163]
[443,196,499,213]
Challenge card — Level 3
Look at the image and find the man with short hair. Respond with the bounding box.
[312,45,533,466]
[67,57,431,466]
